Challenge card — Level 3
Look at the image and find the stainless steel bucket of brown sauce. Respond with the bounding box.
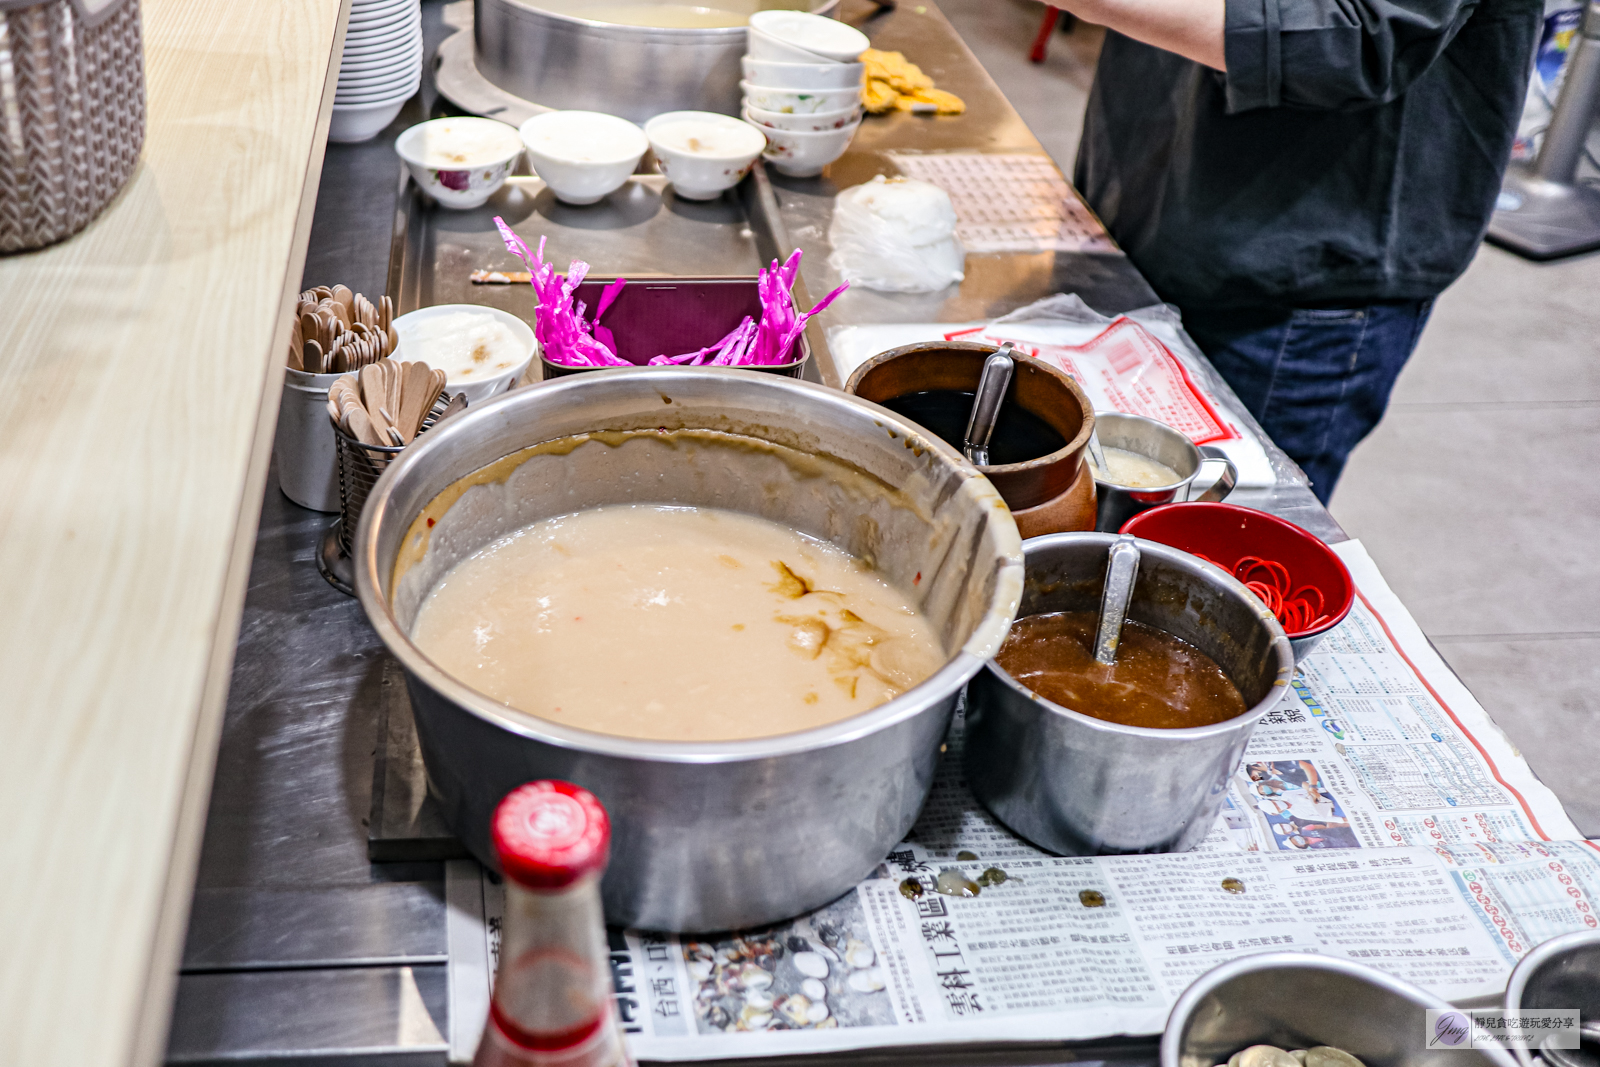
[965,532,1294,855]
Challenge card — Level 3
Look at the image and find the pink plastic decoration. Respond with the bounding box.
[494,218,847,368]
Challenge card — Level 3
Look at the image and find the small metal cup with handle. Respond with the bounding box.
[1091,411,1238,533]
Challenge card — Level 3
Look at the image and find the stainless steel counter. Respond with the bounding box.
[164,2,1332,1062]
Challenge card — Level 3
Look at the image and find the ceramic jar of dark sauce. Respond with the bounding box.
[846,341,1096,536]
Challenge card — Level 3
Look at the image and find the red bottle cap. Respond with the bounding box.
[492,780,610,889]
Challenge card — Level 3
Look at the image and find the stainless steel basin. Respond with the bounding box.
[1504,930,1600,1067]
[965,532,1294,856]
[353,368,1022,932]
[1163,952,1518,1067]
[475,0,841,124]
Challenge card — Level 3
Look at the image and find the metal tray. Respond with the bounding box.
[385,165,843,385]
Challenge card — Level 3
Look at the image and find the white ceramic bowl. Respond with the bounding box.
[749,10,870,62]
[338,29,422,65]
[644,111,767,201]
[744,101,860,131]
[344,21,420,52]
[333,72,419,105]
[346,13,417,43]
[338,67,422,94]
[339,51,421,77]
[348,0,417,28]
[346,1,412,25]
[395,117,524,210]
[518,110,648,206]
[741,56,865,89]
[329,98,409,143]
[739,81,860,114]
[391,304,538,405]
[338,51,423,89]
[348,0,412,17]
[341,19,420,52]
[344,17,418,46]
[746,27,836,64]
[742,108,858,177]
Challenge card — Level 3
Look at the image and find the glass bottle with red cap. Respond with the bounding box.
[475,780,634,1067]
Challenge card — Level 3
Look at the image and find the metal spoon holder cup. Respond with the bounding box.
[320,392,458,594]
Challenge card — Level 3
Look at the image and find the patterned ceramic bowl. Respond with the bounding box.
[394,117,524,210]
[645,111,768,201]
[741,108,859,178]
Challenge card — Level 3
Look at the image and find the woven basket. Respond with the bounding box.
[0,0,145,254]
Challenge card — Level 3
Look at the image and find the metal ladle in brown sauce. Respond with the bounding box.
[995,536,1247,729]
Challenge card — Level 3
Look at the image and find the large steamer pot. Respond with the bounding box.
[476,0,841,124]
[354,369,1023,932]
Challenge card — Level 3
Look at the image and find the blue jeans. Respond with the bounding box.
[1182,300,1435,504]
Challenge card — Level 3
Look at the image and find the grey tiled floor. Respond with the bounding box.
[938,0,1600,834]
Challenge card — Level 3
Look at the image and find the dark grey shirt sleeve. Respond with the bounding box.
[1224,0,1482,112]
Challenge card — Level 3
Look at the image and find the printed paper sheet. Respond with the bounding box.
[886,153,1118,255]
[828,314,1276,488]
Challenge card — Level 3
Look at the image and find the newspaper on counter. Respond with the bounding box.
[445,542,1600,1064]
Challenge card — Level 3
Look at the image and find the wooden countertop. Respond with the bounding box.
[0,0,348,1062]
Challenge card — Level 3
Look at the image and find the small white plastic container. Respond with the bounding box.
[275,368,345,513]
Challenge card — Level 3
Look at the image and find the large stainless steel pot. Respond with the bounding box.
[475,0,840,124]
[354,369,1022,932]
[965,532,1294,856]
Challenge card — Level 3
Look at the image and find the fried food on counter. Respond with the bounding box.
[894,87,967,115]
[860,48,965,116]
[863,48,932,92]
[861,76,899,113]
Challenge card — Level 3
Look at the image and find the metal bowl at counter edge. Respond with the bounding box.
[1162,952,1517,1067]
[475,0,841,124]
[353,369,1024,933]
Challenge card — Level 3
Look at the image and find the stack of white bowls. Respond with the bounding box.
[739,11,868,178]
[330,0,424,144]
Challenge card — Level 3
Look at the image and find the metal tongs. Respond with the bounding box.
[1093,535,1141,665]
[962,343,1015,466]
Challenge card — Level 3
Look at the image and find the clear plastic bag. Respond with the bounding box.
[826,176,966,293]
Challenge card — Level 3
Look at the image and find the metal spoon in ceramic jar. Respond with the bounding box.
[962,344,1015,466]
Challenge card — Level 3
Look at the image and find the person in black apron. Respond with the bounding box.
[1063,0,1541,502]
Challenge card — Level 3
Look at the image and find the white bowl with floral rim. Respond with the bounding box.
[395,116,524,210]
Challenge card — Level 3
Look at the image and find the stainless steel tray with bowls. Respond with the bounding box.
[386,166,845,385]
[351,369,1023,932]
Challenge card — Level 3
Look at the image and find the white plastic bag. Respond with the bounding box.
[827,175,966,293]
